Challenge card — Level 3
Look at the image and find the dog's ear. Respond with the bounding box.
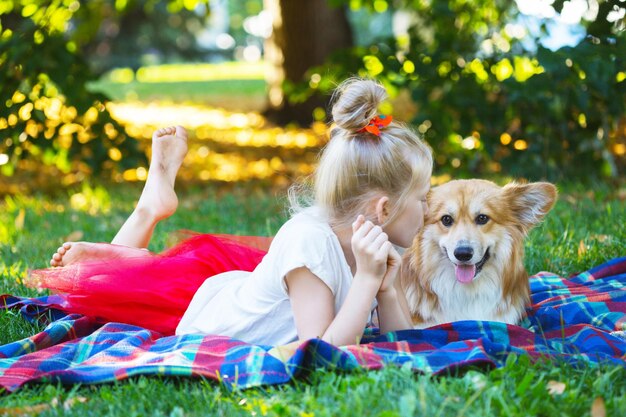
[502,182,558,233]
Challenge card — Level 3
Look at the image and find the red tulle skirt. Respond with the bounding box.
[28,233,272,335]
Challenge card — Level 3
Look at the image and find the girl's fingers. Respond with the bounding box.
[352,214,365,232]
[370,230,389,250]
[362,223,386,244]
[374,241,393,262]
[387,244,401,268]
[375,240,393,261]
[351,215,366,235]
[352,218,375,240]
[388,245,401,262]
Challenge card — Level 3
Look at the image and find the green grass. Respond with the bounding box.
[88,62,268,109]
[0,361,624,416]
[89,79,267,109]
[1,180,625,415]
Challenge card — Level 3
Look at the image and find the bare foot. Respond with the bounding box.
[136,126,188,222]
[50,242,152,267]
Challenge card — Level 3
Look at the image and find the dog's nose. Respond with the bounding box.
[454,246,474,262]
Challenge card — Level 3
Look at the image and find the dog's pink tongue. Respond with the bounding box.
[455,264,476,283]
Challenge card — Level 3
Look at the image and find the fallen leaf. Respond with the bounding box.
[590,234,611,242]
[0,396,88,416]
[564,195,577,205]
[591,397,606,417]
[546,380,566,395]
[578,240,587,257]
[0,404,50,416]
[64,230,84,242]
[14,209,25,230]
[469,372,487,390]
[63,396,88,410]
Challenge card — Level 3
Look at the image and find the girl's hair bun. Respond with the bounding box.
[331,78,388,132]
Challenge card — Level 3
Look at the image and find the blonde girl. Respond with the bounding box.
[34,78,433,347]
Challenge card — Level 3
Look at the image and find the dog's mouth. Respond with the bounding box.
[453,248,491,284]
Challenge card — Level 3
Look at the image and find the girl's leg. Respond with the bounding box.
[111,125,188,248]
[50,242,153,267]
[49,126,188,267]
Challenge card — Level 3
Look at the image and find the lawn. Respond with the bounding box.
[0,180,625,416]
[89,62,268,111]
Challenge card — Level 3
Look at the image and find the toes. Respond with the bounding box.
[154,127,177,139]
[50,242,71,267]
[175,125,188,140]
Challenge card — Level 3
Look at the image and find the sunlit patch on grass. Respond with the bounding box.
[107,102,326,184]
[69,184,111,215]
[89,62,268,108]
[108,102,325,148]
[105,62,268,84]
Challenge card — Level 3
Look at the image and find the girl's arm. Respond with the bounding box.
[374,246,414,333]
[286,267,379,346]
[286,215,396,346]
[375,278,414,333]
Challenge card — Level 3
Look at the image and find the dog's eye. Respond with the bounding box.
[476,214,489,225]
[441,215,454,227]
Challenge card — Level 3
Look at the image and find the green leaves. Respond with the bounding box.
[0,1,161,180]
[289,0,626,182]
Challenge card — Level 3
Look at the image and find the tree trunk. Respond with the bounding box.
[264,0,353,125]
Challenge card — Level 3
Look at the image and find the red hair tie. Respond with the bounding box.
[357,115,392,137]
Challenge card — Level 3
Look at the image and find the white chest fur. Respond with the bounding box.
[414,264,522,328]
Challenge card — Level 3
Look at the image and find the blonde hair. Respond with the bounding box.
[290,78,433,229]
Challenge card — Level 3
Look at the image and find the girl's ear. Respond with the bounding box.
[375,196,390,225]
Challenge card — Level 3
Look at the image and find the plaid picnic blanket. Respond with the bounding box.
[1,257,625,393]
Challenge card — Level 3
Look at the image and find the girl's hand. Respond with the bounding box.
[378,244,402,293]
[351,215,394,286]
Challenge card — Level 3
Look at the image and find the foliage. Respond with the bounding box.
[74,0,214,73]
[0,0,217,180]
[1,181,626,413]
[228,0,264,48]
[292,0,626,181]
[0,1,140,178]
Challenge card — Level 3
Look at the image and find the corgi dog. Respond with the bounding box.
[400,179,557,327]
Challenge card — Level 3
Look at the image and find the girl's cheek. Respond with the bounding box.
[417,204,427,228]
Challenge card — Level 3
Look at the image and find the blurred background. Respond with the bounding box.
[0,0,625,195]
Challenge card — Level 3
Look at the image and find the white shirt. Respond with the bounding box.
[176,207,363,346]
